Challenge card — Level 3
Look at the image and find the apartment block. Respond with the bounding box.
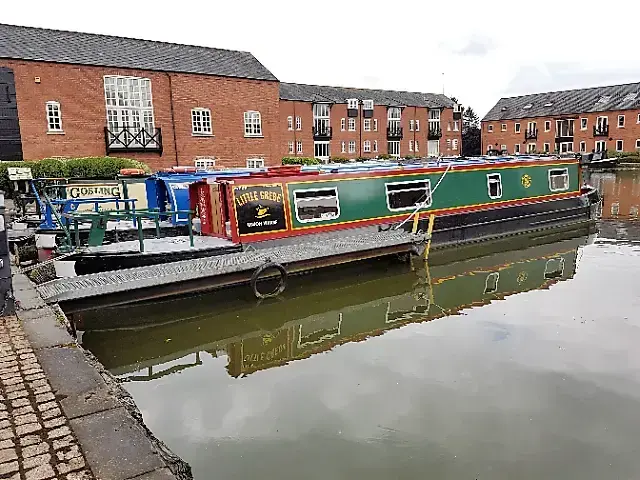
[280,83,461,161]
[482,82,640,156]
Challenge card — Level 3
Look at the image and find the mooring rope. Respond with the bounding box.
[394,162,452,230]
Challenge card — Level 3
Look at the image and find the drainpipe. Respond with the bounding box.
[165,73,179,167]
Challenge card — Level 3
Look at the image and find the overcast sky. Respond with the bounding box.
[4,0,640,117]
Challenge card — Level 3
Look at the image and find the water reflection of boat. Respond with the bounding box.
[80,229,593,379]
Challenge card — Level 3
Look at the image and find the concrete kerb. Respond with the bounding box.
[12,272,192,480]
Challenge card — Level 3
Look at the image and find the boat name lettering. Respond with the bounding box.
[235,190,283,207]
[67,185,121,198]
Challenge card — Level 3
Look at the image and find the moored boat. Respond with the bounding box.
[50,154,601,280]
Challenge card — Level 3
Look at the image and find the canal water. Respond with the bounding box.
[77,169,640,480]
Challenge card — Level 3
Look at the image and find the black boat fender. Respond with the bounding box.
[251,260,287,299]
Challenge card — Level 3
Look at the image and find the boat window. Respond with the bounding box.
[294,187,340,223]
[484,272,499,294]
[548,168,569,192]
[487,173,502,199]
[385,180,432,211]
[544,257,565,279]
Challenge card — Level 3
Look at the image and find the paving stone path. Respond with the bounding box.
[0,315,94,480]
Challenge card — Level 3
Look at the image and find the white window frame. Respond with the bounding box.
[341,141,346,153]
[616,139,624,152]
[296,116,302,130]
[409,140,414,152]
[514,123,521,133]
[314,141,330,161]
[636,139,640,149]
[543,142,550,153]
[45,101,63,133]
[363,119,371,131]
[104,75,155,146]
[486,173,502,199]
[246,158,264,169]
[409,120,414,131]
[595,140,607,152]
[243,110,262,137]
[559,142,573,153]
[415,140,419,152]
[363,140,371,153]
[544,257,565,279]
[341,118,346,131]
[580,118,587,130]
[385,179,432,212]
[373,119,378,131]
[484,272,500,294]
[293,187,340,224]
[288,141,294,154]
[527,143,536,153]
[548,168,570,192]
[544,121,551,132]
[501,144,507,151]
[388,140,400,157]
[347,98,359,110]
[501,123,506,132]
[191,108,212,136]
[453,120,459,131]
[287,115,293,130]
[373,140,378,152]
[452,139,458,151]
[487,124,494,133]
[348,140,356,153]
[427,140,439,157]
[446,139,452,150]
[194,157,215,170]
[579,141,586,152]
[596,116,608,129]
[363,99,374,110]
[514,144,520,154]
[297,140,303,154]
[637,113,640,124]
[618,114,625,128]
[348,118,356,131]
[447,122,451,132]
[415,120,420,131]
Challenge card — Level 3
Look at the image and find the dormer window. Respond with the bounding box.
[347,98,359,117]
[363,99,374,110]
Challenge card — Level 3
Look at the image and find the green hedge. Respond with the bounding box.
[0,157,151,196]
[281,157,322,165]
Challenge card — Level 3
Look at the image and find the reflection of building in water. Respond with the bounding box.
[590,171,640,219]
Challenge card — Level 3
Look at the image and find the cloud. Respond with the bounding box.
[442,34,496,57]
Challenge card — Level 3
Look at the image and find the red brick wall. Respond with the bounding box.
[278,101,460,159]
[2,60,280,171]
[482,110,640,155]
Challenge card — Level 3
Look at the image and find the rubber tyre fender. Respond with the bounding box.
[250,262,287,299]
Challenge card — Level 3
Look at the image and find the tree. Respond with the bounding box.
[461,106,481,156]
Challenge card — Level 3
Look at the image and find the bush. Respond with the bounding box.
[376,154,393,160]
[0,157,150,197]
[329,156,349,163]
[281,157,321,165]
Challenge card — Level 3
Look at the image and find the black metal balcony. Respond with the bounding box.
[524,128,538,140]
[312,125,332,140]
[593,125,609,137]
[105,127,163,154]
[387,126,403,139]
[555,133,574,143]
[428,128,442,140]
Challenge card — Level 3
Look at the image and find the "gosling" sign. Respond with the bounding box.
[233,184,287,235]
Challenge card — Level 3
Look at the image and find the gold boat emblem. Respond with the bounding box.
[521,174,532,188]
[256,205,270,218]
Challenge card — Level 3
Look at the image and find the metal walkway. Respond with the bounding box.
[36,229,424,303]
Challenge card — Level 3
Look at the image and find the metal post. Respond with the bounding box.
[137,216,144,253]
[74,219,80,248]
[187,211,194,247]
[154,214,160,238]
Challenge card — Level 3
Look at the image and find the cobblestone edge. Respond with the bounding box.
[12,272,192,480]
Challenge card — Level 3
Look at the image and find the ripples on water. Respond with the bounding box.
[77,170,640,480]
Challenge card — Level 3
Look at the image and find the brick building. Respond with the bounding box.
[280,83,461,161]
[482,82,640,157]
[0,23,461,170]
[0,24,280,171]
